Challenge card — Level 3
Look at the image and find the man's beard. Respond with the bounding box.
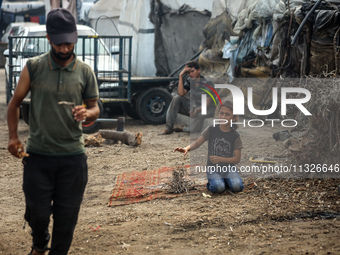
[52,46,74,61]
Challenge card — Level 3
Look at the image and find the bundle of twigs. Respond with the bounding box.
[166,167,195,194]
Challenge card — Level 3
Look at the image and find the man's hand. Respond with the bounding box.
[179,65,191,77]
[8,138,29,158]
[189,108,198,118]
[72,105,87,122]
[178,65,191,96]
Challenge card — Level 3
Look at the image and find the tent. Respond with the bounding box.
[117,0,156,76]
[87,0,213,77]
[87,0,122,35]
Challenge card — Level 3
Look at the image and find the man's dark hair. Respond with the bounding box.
[186,60,200,70]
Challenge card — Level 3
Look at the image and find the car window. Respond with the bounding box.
[11,26,21,35]
[23,31,49,54]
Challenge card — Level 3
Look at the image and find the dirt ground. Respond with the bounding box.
[0,68,339,255]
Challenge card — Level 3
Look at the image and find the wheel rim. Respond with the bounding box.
[147,96,166,116]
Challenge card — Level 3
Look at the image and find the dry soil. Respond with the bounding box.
[0,69,339,255]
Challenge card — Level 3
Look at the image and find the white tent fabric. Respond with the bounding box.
[88,0,122,35]
[118,0,156,76]
[88,0,122,18]
[211,0,247,21]
[211,0,227,19]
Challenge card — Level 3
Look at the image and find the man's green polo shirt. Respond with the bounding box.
[26,51,99,156]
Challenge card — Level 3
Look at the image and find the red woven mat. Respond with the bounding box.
[108,165,202,207]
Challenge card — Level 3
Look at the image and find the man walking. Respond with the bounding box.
[7,8,99,255]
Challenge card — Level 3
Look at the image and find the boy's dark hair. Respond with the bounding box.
[186,60,200,70]
[221,99,233,110]
[217,99,233,113]
[217,99,239,130]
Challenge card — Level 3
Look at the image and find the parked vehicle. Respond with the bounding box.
[4,25,120,101]
[1,22,40,43]
[4,25,177,133]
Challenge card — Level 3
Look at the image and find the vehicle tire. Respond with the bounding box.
[82,99,103,134]
[21,104,30,125]
[136,87,172,125]
[121,99,139,119]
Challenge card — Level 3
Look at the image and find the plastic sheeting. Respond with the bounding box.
[202,0,340,86]
[220,21,273,81]
[233,0,308,37]
[298,0,340,74]
[233,0,280,36]
[213,0,311,78]
[222,41,239,81]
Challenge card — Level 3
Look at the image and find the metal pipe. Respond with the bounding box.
[96,118,118,122]
[291,0,323,46]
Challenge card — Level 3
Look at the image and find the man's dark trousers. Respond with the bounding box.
[23,153,88,254]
